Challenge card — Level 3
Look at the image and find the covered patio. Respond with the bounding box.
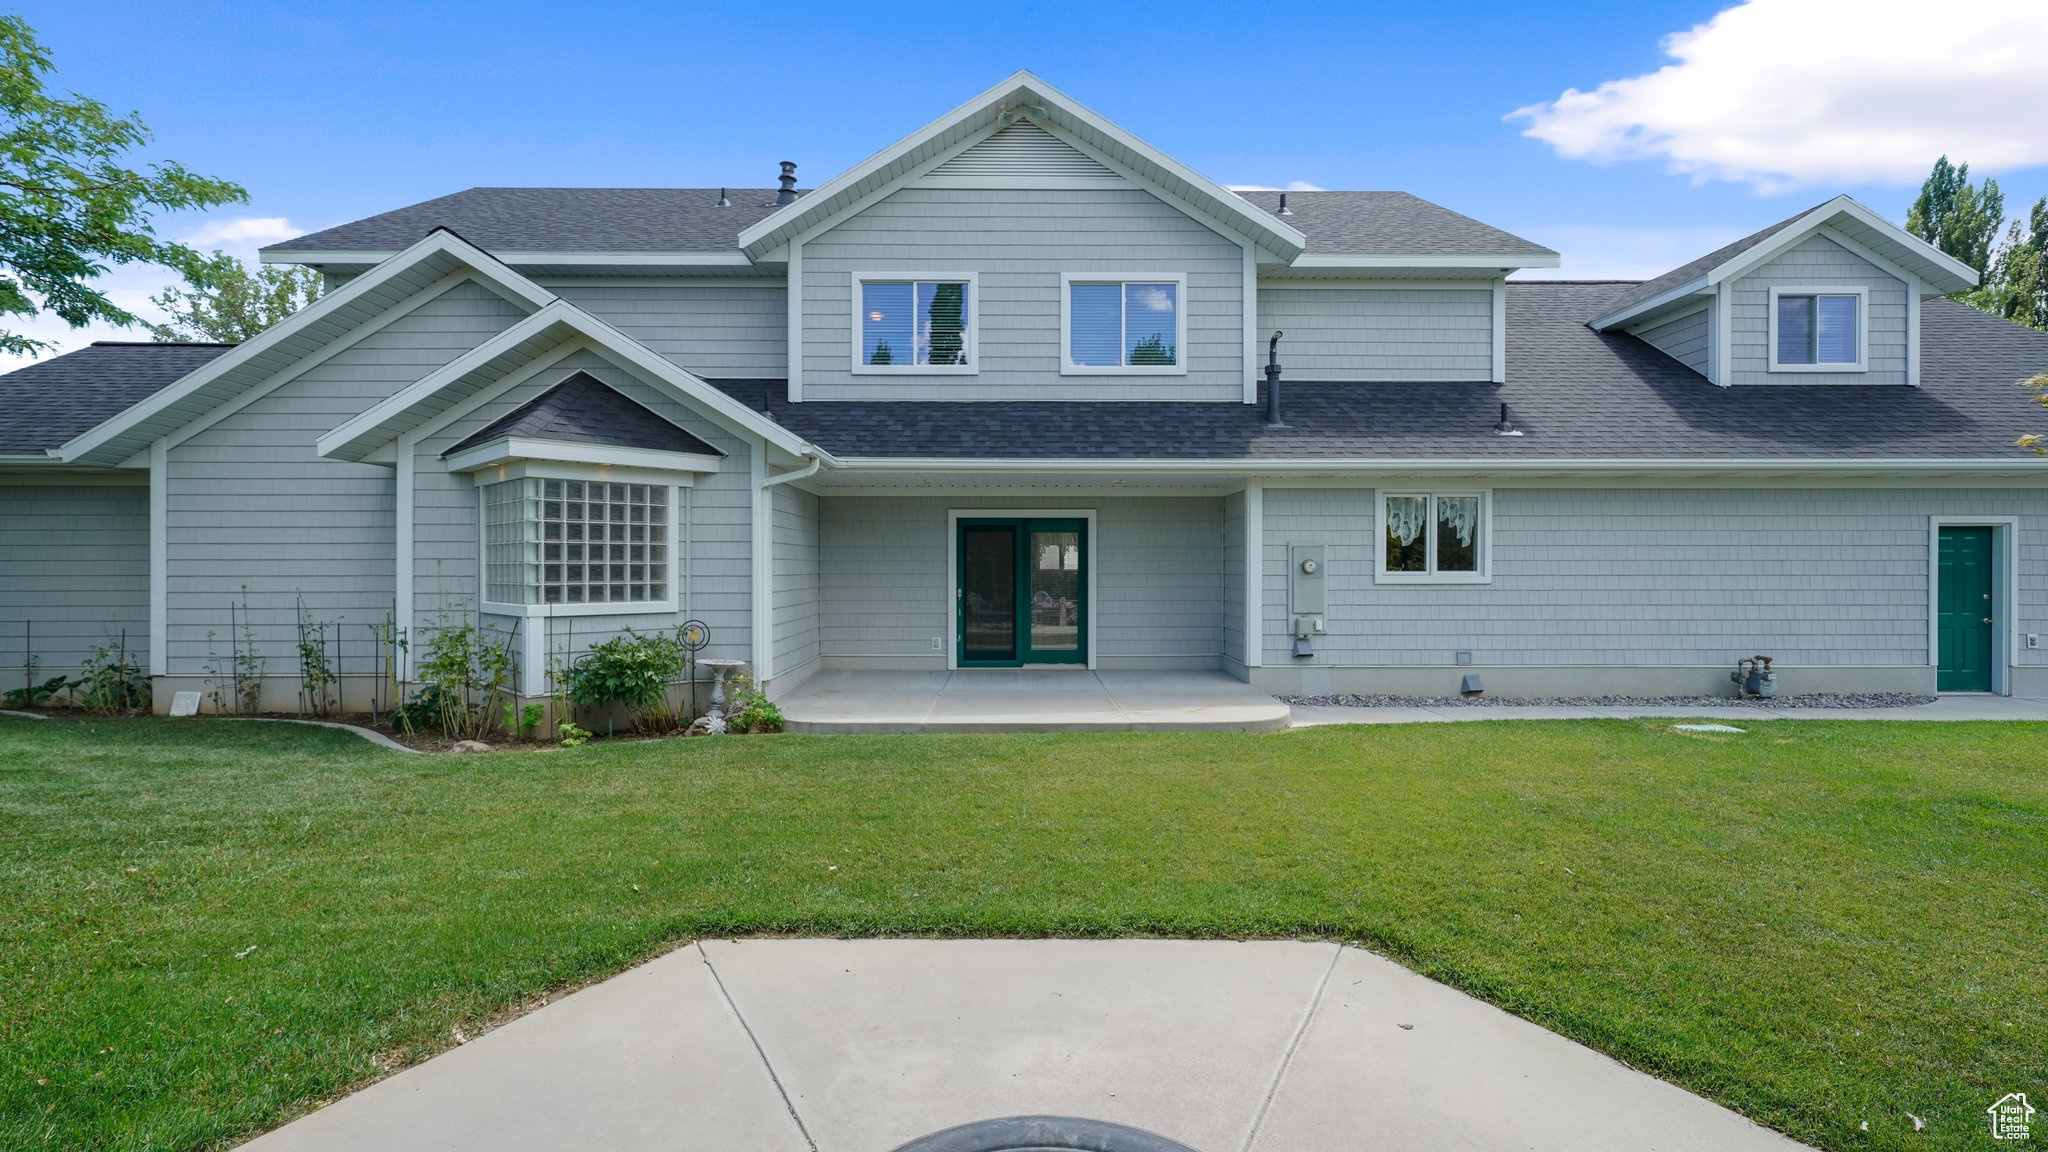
[776,669,1290,733]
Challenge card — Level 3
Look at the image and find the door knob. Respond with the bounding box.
[1984,617,1995,624]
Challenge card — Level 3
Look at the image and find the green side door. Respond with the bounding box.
[1937,526,1994,692]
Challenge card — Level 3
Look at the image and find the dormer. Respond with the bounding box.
[1589,196,1979,387]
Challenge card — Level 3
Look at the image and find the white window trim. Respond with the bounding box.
[1059,272,1190,376]
[476,470,685,618]
[850,272,979,375]
[1374,489,1493,585]
[1766,286,1868,373]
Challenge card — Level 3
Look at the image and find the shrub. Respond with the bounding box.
[565,629,689,732]
[724,670,784,734]
[74,629,149,714]
[400,613,517,740]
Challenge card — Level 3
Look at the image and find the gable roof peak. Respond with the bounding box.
[735,70,1309,261]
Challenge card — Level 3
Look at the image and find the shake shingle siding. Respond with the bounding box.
[819,495,1225,668]
[801,187,1245,401]
[773,484,821,678]
[0,482,149,676]
[1728,234,1908,385]
[1261,486,2048,670]
[551,282,787,379]
[1256,286,1494,381]
[165,280,527,673]
[1634,306,1710,376]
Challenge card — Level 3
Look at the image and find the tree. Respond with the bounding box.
[1906,156,2004,279]
[146,252,320,342]
[1128,332,1175,366]
[1977,198,2048,333]
[0,15,245,355]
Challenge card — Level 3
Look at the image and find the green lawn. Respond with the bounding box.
[1,716,2042,1151]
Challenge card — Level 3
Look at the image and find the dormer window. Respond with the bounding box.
[1769,288,1866,372]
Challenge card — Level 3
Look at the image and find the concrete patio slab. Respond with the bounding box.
[236,940,1818,1152]
[1289,694,2048,726]
[701,938,1333,1152]
[780,670,1291,733]
[1249,946,1806,1152]
[236,947,806,1152]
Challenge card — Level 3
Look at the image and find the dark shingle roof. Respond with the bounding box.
[1228,190,1553,257]
[1593,202,1825,320]
[270,188,796,254]
[0,341,234,454]
[708,283,2048,461]
[270,187,1553,260]
[445,372,721,457]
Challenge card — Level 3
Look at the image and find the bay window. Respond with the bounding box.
[483,477,674,608]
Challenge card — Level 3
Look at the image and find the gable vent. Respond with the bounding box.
[928,121,1119,181]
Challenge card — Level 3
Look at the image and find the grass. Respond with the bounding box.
[1,715,2042,1152]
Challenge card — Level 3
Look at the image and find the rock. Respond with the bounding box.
[450,740,493,753]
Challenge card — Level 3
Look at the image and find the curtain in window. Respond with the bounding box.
[1070,283,1122,366]
[1816,295,1858,363]
[1385,495,1427,545]
[1776,295,1815,364]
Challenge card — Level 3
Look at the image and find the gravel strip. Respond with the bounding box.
[1280,691,1938,710]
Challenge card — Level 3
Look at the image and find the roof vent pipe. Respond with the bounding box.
[1276,192,1292,216]
[1264,331,1285,427]
[775,161,799,206]
[1493,402,1523,437]
[714,187,731,208]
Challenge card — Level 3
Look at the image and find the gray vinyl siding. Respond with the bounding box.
[411,349,755,671]
[0,481,149,676]
[1260,486,2048,667]
[1255,286,1494,381]
[1728,234,1909,385]
[801,187,1246,401]
[819,495,1224,667]
[1220,489,1246,667]
[773,483,821,676]
[165,279,528,673]
[1634,306,1710,376]
[550,282,787,380]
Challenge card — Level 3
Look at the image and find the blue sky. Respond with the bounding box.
[17,0,2048,357]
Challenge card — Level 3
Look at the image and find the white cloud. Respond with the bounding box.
[1509,0,2048,191]
[178,215,303,260]
[1226,181,1327,192]
[1129,284,1175,312]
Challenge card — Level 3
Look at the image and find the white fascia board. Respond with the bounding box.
[1289,252,1560,271]
[318,298,823,464]
[62,230,555,464]
[1590,278,1711,331]
[265,248,755,269]
[444,437,724,476]
[820,456,2048,479]
[1707,196,1978,294]
[736,70,1308,262]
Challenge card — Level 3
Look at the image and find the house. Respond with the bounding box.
[4,71,2047,713]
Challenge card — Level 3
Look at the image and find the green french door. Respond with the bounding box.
[957,518,1087,666]
[1937,525,1995,692]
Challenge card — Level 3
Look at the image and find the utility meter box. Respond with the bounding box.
[1289,544,1325,615]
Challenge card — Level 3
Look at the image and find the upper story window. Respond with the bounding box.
[1769,288,1865,372]
[1061,274,1187,375]
[855,275,975,374]
[482,477,675,611]
[1376,491,1490,584]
